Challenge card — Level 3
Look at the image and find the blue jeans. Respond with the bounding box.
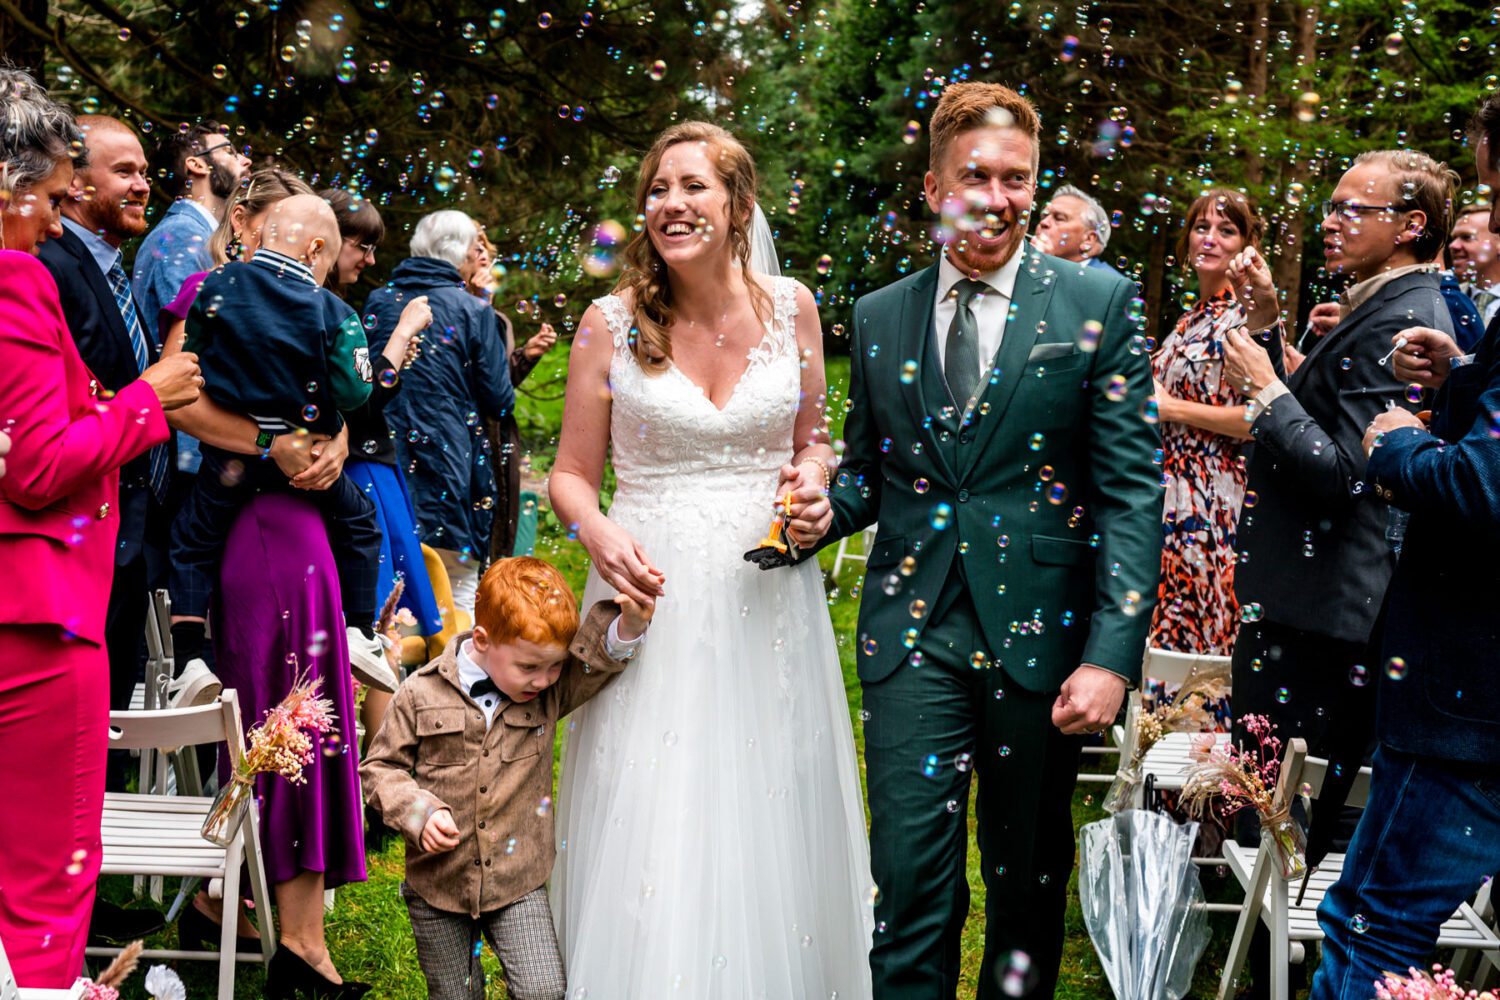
[1311,745,1500,1000]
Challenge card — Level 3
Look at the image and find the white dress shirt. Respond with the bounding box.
[456,619,645,730]
[932,248,1024,385]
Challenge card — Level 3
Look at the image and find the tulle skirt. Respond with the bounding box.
[553,495,874,999]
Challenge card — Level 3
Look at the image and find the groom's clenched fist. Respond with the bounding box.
[1050,664,1127,736]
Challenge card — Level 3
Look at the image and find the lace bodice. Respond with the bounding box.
[593,277,802,539]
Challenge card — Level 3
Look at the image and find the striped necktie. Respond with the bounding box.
[105,259,170,503]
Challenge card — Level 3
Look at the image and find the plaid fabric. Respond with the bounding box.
[402,883,565,1000]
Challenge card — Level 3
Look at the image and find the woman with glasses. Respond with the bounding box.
[1149,188,1278,657]
[151,172,379,998]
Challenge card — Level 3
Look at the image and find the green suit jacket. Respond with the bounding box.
[826,250,1163,691]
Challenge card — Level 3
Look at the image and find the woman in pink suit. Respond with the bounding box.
[0,68,202,988]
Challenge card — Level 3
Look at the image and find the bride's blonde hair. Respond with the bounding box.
[615,121,770,374]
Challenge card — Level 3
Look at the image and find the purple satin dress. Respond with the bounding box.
[212,493,366,888]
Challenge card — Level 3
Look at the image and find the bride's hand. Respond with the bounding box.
[776,463,832,548]
[582,518,665,605]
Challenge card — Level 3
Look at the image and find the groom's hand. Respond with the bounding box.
[777,463,832,547]
[1051,664,1126,736]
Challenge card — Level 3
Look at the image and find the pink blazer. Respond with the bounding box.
[0,250,168,646]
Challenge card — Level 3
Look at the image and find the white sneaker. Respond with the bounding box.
[347,627,398,693]
[167,658,223,709]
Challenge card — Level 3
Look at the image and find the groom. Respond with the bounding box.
[807,83,1162,998]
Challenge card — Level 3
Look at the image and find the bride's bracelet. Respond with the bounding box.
[799,456,833,495]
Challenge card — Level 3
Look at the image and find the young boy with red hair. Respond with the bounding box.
[361,557,651,1000]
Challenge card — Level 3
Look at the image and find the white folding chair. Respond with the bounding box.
[831,524,878,581]
[0,933,85,1000]
[89,691,275,1000]
[1217,741,1500,1000]
[1079,647,1232,793]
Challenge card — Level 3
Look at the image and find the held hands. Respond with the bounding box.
[776,462,833,547]
[524,323,559,361]
[1390,326,1462,391]
[614,592,656,641]
[1225,247,1281,331]
[290,425,349,491]
[583,518,665,606]
[1223,324,1279,398]
[1363,404,1426,457]
[1051,664,1127,736]
[141,351,203,411]
[419,808,462,854]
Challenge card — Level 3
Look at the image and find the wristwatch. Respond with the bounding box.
[256,429,275,455]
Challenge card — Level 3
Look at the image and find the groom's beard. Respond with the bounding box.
[946,207,1028,274]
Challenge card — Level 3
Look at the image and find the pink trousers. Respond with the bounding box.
[0,624,107,987]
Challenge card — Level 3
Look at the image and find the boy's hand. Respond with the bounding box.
[614,593,655,641]
[419,808,461,853]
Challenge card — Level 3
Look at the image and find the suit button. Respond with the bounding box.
[474,859,481,867]
[482,749,490,757]
[957,490,970,503]
[484,859,492,867]
[96,503,110,519]
[960,433,972,444]
[479,786,487,794]
[478,821,486,830]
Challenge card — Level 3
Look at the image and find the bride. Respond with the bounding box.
[549,121,874,998]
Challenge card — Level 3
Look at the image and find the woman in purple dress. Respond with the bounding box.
[212,493,369,998]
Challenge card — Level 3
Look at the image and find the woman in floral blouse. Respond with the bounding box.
[1149,189,1270,655]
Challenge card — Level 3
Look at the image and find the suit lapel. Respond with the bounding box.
[1298,271,1423,388]
[895,264,958,483]
[61,228,135,357]
[960,250,1056,477]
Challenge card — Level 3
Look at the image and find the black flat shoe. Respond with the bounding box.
[88,898,167,945]
[267,946,371,1000]
[178,900,262,955]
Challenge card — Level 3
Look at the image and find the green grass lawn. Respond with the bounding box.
[102,353,1244,999]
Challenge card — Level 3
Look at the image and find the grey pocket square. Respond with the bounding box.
[1027,343,1078,362]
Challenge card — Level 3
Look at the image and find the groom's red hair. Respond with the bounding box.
[473,556,580,648]
[929,82,1041,175]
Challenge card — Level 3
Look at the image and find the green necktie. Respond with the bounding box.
[945,278,987,406]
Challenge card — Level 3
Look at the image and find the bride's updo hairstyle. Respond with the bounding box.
[617,121,770,374]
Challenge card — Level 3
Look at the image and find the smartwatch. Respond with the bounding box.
[255,430,275,453]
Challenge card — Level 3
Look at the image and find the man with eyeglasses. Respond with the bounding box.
[1307,97,1500,1000]
[132,123,250,476]
[1219,153,1457,995]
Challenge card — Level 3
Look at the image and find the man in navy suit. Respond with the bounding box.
[38,117,170,727]
[1309,99,1500,1000]
[36,114,172,945]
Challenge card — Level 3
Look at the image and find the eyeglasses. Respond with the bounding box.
[1321,200,1410,221]
[344,237,377,257]
[192,141,239,161]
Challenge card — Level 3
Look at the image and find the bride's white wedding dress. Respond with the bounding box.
[554,277,874,999]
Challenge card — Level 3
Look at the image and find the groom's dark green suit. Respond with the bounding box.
[824,247,1162,998]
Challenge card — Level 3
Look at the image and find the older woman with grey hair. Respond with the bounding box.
[362,210,514,614]
[0,66,199,987]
